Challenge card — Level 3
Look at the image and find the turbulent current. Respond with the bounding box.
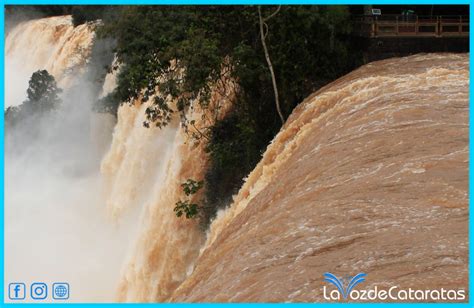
[172,53,469,302]
[101,77,236,302]
[6,16,94,107]
[4,15,469,303]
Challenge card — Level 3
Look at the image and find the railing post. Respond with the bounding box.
[415,15,418,35]
[374,16,378,37]
[371,16,375,37]
[351,14,468,38]
[396,15,399,35]
[438,15,441,37]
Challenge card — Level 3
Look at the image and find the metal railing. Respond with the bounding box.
[353,15,469,38]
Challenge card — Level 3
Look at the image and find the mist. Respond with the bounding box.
[5,15,137,302]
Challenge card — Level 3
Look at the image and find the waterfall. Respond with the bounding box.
[5,16,128,302]
[5,14,237,302]
[101,78,235,302]
[171,53,469,302]
[5,13,468,304]
[5,15,94,107]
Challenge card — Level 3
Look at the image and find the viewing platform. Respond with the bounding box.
[354,15,469,38]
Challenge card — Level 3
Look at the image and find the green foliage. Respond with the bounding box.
[181,179,204,196]
[98,6,360,124]
[5,70,62,129]
[25,70,62,112]
[95,6,363,227]
[174,179,204,219]
[201,113,269,227]
[71,6,114,26]
[97,6,226,128]
[7,5,365,229]
[174,201,200,219]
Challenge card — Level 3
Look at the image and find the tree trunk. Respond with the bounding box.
[258,6,285,125]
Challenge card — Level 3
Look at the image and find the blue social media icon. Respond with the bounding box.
[31,283,48,300]
[9,283,26,300]
[52,283,69,300]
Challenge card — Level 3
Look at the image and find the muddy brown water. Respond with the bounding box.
[171,54,469,303]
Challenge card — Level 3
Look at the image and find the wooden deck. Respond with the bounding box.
[354,15,469,38]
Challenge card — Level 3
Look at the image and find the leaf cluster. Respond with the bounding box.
[5,70,62,129]
[93,6,363,227]
[174,179,204,219]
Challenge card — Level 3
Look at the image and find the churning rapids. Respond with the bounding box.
[5,16,468,303]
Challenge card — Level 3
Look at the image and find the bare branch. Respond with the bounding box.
[263,5,281,22]
[258,6,285,125]
[263,22,269,39]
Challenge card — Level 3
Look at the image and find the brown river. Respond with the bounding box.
[171,53,469,302]
[4,16,469,302]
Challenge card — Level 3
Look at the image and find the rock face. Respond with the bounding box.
[171,54,469,302]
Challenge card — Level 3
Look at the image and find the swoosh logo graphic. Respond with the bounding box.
[324,272,367,299]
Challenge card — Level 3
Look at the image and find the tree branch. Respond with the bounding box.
[258,6,285,125]
[263,5,281,22]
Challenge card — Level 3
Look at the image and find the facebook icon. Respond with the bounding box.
[9,283,26,300]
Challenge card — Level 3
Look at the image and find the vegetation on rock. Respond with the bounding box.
[5,70,62,128]
[7,6,364,227]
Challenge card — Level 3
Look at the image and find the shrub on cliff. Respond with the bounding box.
[5,70,62,128]
[95,6,363,227]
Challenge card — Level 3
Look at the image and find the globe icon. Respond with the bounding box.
[54,285,68,298]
